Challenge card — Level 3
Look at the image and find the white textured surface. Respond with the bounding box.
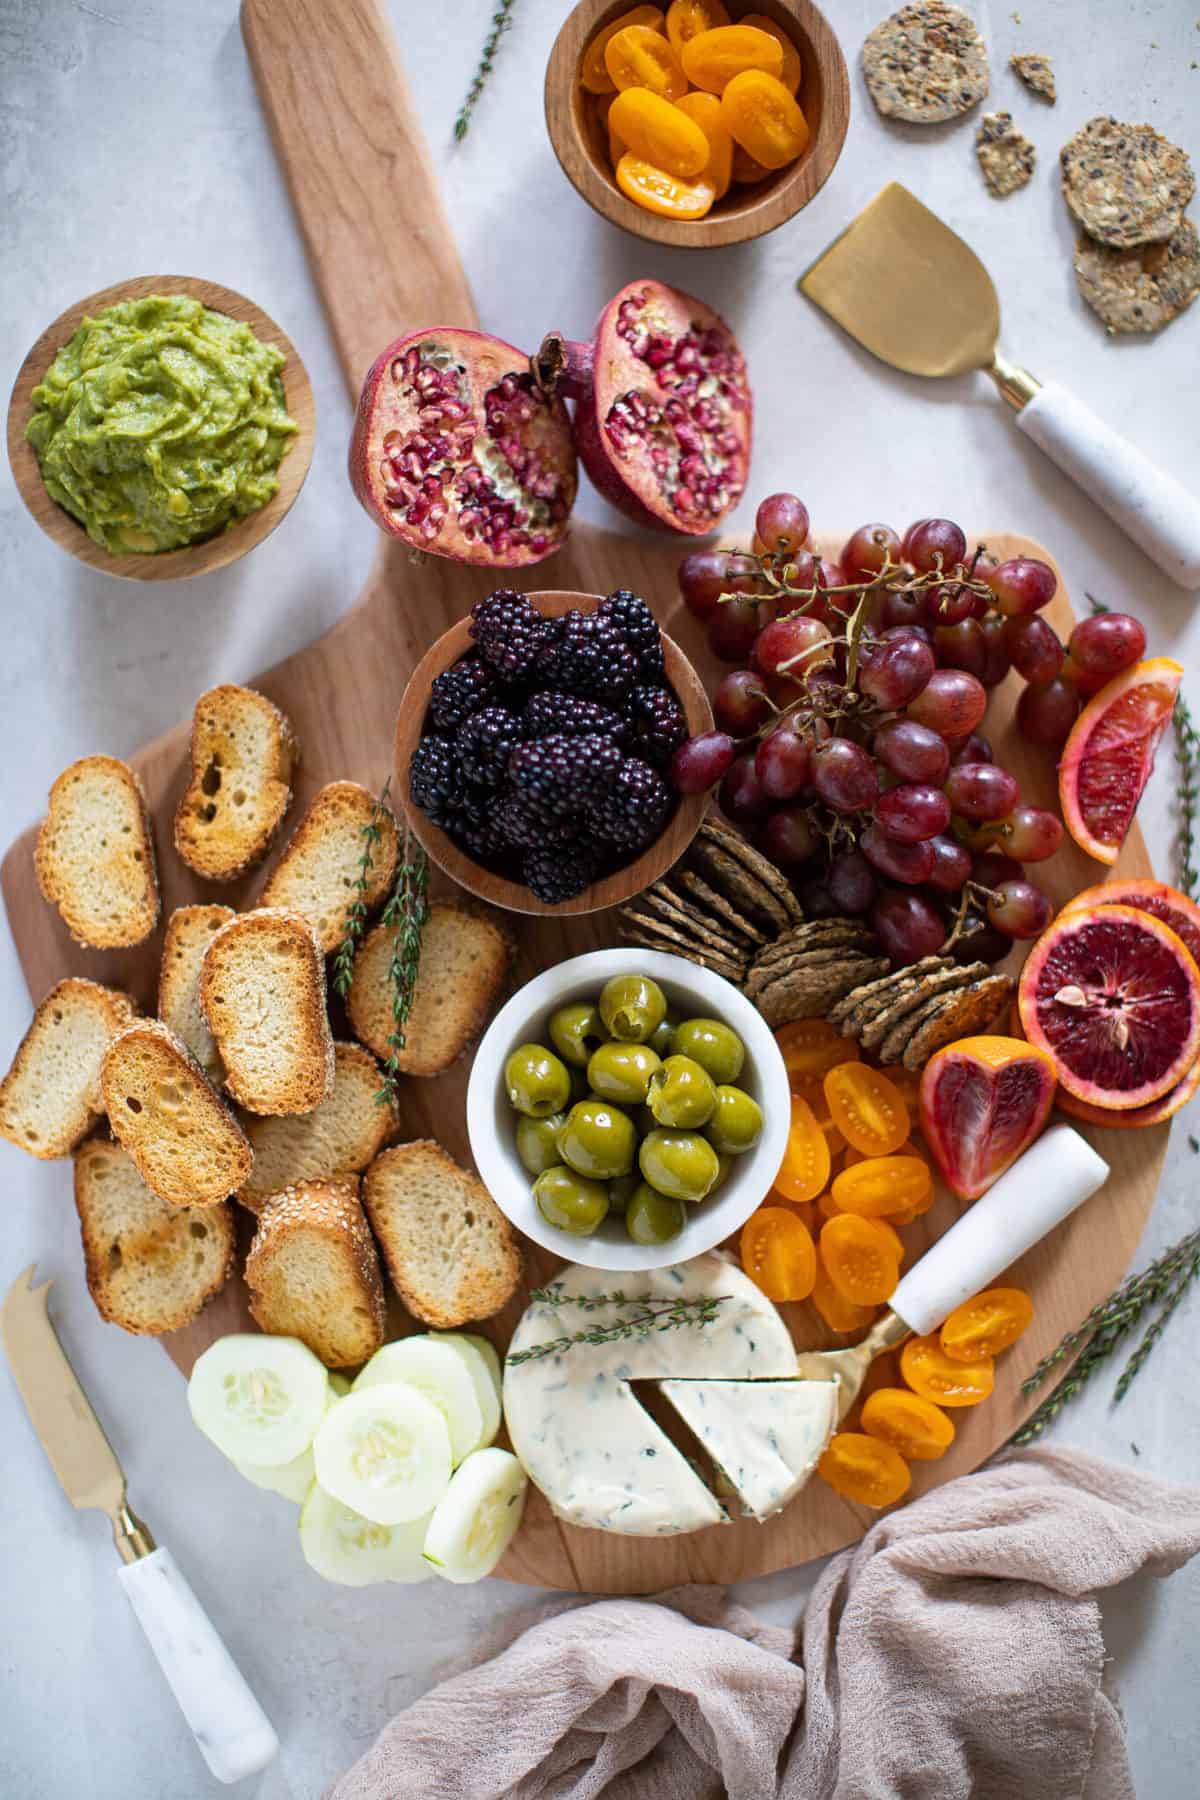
[1,1,1199,1795]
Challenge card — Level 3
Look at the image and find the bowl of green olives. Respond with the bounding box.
[466,947,791,1270]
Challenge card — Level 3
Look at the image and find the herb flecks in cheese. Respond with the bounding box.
[658,1378,838,1520]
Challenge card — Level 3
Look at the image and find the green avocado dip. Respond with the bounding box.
[26,294,298,554]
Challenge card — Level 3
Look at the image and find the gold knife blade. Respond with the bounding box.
[2,1265,153,1560]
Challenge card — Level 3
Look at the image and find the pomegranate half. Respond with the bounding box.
[535,278,752,537]
[349,329,578,567]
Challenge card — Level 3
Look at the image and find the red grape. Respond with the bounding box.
[1005,615,1064,685]
[755,723,814,799]
[945,762,1020,821]
[925,581,976,626]
[713,668,771,735]
[971,849,1025,887]
[858,633,935,709]
[860,824,935,884]
[1016,677,1081,746]
[678,550,754,621]
[870,889,948,962]
[880,587,928,630]
[926,833,972,892]
[670,731,734,794]
[828,849,877,913]
[906,668,988,737]
[755,493,810,556]
[949,913,1011,965]
[719,753,771,825]
[933,619,987,679]
[986,557,1057,617]
[987,878,1053,940]
[759,806,818,868]
[949,730,993,765]
[904,518,967,574]
[988,805,1064,862]
[708,597,763,662]
[979,613,1012,688]
[873,718,950,783]
[752,616,833,680]
[1067,612,1146,685]
[810,737,880,812]
[876,782,951,843]
[841,522,901,578]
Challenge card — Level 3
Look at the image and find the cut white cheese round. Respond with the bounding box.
[657,1379,837,1520]
[503,1254,797,1537]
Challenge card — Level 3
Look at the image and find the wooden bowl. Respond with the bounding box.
[7,274,315,582]
[393,591,714,916]
[544,0,850,249]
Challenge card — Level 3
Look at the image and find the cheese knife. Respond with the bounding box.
[1,1265,279,1785]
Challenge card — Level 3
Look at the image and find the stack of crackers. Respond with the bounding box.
[828,955,1014,1071]
[744,923,889,1029]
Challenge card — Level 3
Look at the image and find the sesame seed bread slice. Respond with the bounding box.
[200,909,335,1116]
[35,755,159,948]
[175,684,300,882]
[237,1042,399,1213]
[158,904,236,1079]
[363,1141,521,1329]
[347,900,512,1078]
[259,781,399,954]
[246,1178,386,1368]
[101,1019,253,1208]
[74,1138,235,1335]
[0,978,137,1159]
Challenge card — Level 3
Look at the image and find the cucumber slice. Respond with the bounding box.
[314,1382,452,1525]
[299,1484,432,1587]
[433,1333,502,1448]
[188,1334,329,1467]
[421,1448,528,1584]
[354,1339,484,1465]
[234,1372,350,1502]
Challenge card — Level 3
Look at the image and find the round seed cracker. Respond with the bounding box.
[976,112,1035,198]
[1009,52,1055,103]
[690,839,791,933]
[827,956,951,1027]
[1060,117,1195,249]
[1074,218,1200,335]
[862,1,990,126]
[755,957,891,1027]
[750,920,879,973]
[860,962,985,1051]
[699,817,804,921]
[901,973,1014,1070]
[671,871,771,947]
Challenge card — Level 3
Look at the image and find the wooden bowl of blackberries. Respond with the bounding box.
[395,589,714,914]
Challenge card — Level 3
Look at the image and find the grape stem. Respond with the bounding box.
[944,880,1001,949]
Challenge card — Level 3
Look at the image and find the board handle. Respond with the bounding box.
[240,0,478,400]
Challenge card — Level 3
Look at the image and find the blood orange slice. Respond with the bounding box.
[1061,879,1200,970]
[919,1035,1056,1200]
[1059,658,1183,865]
[1018,905,1200,1108]
[1055,1053,1200,1128]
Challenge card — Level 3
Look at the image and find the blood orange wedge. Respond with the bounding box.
[919,1035,1056,1200]
[1059,658,1183,864]
[1055,1052,1200,1128]
[1018,905,1200,1108]
[1061,879,1200,970]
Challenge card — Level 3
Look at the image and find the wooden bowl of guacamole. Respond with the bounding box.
[7,274,315,581]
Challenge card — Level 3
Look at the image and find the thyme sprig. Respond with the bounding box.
[509,1293,728,1365]
[332,779,394,998]
[375,832,431,1106]
[1174,695,1200,900]
[455,0,517,141]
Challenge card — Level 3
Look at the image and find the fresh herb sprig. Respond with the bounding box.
[332,779,395,998]
[455,1,517,142]
[1174,695,1200,900]
[508,1292,728,1366]
[375,833,431,1107]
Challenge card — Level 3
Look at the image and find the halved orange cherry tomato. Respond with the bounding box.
[818,1431,911,1507]
[740,1205,816,1301]
[665,0,730,56]
[674,90,733,197]
[810,1261,876,1334]
[823,1063,910,1157]
[940,1288,1034,1361]
[831,1154,932,1220]
[772,1094,831,1203]
[721,69,810,169]
[861,1388,955,1461]
[581,6,666,93]
[616,155,716,216]
[606,24,689,98]
[608,87,710,176]
[901,1335,994,1407]
[731,142,772,182]
[775,1020,858,1083]
[820,1215,901,1306]
[741,13,803,91]
[681,22,784,92]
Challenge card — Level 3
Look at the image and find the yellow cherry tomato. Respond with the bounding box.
[580,6,666,93]
[721,68,810,169]
[665,0,730,56]
[818,1431,911,1507]
[941,1288,1034,1361]
[810,1261,877,1335]
[901,1335,995,1408]
[740,13,803,91]
[831,1154,933,1220]
[681,22,784,92]
[674,89,733,197]
[608,87,710,177]
[861,1388,955,1461]
[824,1063,911,1157]
[741,1205,817,1301]
[606,24,689,99]
[819,1214,901,1307]
[772,1094,831,1203]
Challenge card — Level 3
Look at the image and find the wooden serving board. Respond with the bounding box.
[0,0,1167,1593]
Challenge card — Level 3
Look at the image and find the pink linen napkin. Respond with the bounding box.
[327,1447,1200,1800]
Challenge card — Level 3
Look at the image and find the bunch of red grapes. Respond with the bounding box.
[671,494,1148,968]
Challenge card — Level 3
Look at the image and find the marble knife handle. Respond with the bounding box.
[117,1548,279,1784]
[1014,382,1200,589]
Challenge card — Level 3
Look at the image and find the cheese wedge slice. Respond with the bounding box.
[658,1378,838,1521]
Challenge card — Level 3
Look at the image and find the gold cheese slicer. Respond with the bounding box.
[800,183,1200,591]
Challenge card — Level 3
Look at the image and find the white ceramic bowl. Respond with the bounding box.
[467,947,791,1272]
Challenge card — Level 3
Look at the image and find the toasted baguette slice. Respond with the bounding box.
[237,1041,399,1212]
[158,904,236,1078]
[0,979,136,1159]
[363,1141,521,1329]
[101,1020,252,1208]
[246,1178,385,1367]
[200,909,334,1115]
[347,900,512,1078]
[260,781,399,954]
[35,755,159,948]
[174,684,300,881]
[74,1138,235,1334]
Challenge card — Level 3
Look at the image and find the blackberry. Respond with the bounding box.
[428,655,495,732]
[524,840,598,904]
[536,609,637,705]
[459,816,513,863]
[523,690,630,745]
[409,734,465,829]
[456,705,525,789]
[625,684,687,768]
[594,758,673,852]
[509,733,623,811]
[599,589,665,681]
[469,590,557,683]
[492,788,581,850]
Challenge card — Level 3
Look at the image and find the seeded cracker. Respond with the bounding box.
[689,839,791,933]
[671,871,771,947]
[1074,219,1200,335]
[976,113,1036,197]
[859,962,984,1051]
[756,957,891,1028]
[828,956,951,1028]
[1060,117,1195,249]
[862,2,990,126]
[699,817,804,922]
[901,973,1014,1069]
[1010,53,1055,102]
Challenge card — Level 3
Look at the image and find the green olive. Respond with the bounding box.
[548,1002,606,1068]
[625,1183,687,1246]
[671,1017,746,1085]
[647,1055,717,1130]
[515,1111,567,1177]
[505,1044,572,1118]
[556,1100,637,1180]
[648,1016,677,1058]
[588,1041,662,1106]
[533,1166,610,1235]
[607,1172,640,1214]
[705,1085,764,1155]
[639,1129,720,1203]
[598,974,668,1043]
